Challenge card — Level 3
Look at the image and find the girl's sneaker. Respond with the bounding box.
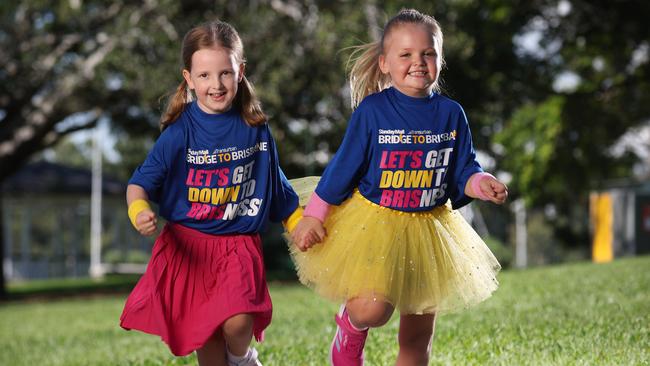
[227,347,262,366]
[329,305,368,366]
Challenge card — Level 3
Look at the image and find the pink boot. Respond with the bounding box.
[329,306,368,366]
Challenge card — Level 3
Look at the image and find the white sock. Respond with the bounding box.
[227,347,251,362]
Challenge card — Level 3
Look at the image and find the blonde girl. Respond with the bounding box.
[291,9,507,366]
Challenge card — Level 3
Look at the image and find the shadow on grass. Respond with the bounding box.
[3,270,300,302]
[4,274,142,302]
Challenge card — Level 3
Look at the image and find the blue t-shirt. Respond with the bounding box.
[316,87,482,211]
[129,101,299,234]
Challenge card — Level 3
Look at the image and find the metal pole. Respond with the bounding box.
[514,198,527,268]
[89,122,103,278]
[2,195,11,284]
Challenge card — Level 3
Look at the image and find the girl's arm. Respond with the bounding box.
[465,172,508,204]
[127,184,158,236]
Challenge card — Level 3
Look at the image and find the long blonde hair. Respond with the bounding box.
[160,20,266,130]
[347,9,445,109]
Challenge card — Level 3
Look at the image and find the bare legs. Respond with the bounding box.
[222,314,254,356]
[196,328,227,366]
[196,313,255,366]
[345,296,436,366]
[396,313,436,366]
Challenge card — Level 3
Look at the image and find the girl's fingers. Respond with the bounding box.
[492,192,507,204]
[314,226,326,241]
[299,238,310,252]
[308,231,320,244]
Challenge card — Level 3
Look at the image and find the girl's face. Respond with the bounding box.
[183,47,244,114]
[379,23,440,98]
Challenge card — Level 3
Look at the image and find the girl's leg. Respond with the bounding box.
[222,313,255,356]
[346,295,394,328]
[330,296,394,365]
[396,313,436,366]
[196,327,227,366]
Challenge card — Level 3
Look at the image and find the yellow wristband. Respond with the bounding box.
[283,207,304,233]
[128,199,151,229]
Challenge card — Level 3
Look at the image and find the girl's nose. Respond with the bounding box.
[212,76,224,89]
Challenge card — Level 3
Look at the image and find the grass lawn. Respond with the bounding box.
[0,256,648,365]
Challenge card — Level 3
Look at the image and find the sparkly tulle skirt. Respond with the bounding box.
[288,179,501,315]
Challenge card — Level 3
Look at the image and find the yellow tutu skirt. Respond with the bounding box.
[288,179,501,315]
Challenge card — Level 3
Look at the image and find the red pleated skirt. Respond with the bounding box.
[120,223,272,356]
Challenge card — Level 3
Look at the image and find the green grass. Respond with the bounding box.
[1,256,649,365]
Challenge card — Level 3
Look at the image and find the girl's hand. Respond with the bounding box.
[479,176,508,204]
[135,209,158,236]
[291,217,326,252]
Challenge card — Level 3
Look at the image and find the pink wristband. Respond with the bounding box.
[470,172,495,201]
[303,192,331,223]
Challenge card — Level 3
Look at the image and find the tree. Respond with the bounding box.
[0,0,187,298]
[496,0,650,246]
[0,1,179,180]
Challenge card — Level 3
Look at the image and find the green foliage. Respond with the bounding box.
[492,0,650,247]
[524,209,571,265]
[1,256,649,365]
[111,134,155,181]
[496,96,565,205]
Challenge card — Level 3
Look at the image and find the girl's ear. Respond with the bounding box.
[378,54,389,75]
[182,69,194,89]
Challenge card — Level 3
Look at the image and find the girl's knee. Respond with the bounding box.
[222,314,254,339]
[347,299,394,328]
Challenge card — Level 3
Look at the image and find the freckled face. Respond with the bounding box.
[379,23,441,97]
[183,47,244,114]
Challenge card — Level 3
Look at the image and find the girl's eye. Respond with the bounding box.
[425,51,436,57]
[400,53,410,58]
[199,73,208,78]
